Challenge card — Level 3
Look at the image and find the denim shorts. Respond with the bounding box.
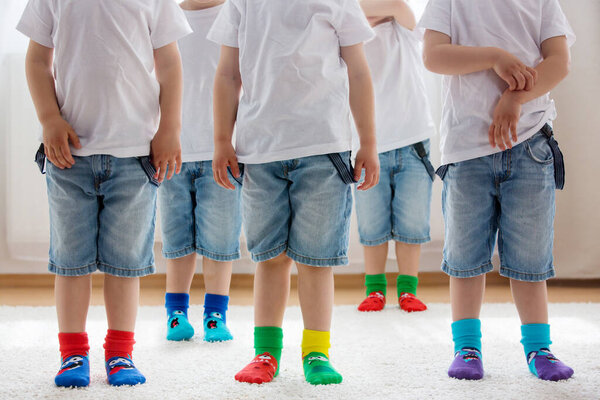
[354,141,433,246]
[242,153,353,267]
[45,156,158,277]
[440,131,557,282]
[158,161,242,261]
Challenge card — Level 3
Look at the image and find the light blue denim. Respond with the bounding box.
[159,161,243,261]
[355,141,433,246]
[441,131,556,282]
[45,156,158,277]
[242,152,353,267]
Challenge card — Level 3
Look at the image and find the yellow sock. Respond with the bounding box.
[301,329,330,358]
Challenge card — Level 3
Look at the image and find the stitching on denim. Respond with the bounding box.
[286,246,347,262]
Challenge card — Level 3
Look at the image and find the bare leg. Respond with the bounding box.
[55,275,92,332]
[166,253,197,294]
[510,279,548,324]
[254,252,292,327]
[450,275,485,321]
[363,242,388,275]
[297,263,334,331]
[395,242,420,276]
[104,275,139,332]
[203,258,232,295]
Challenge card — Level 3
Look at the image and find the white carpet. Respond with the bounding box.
[1,304,599,400]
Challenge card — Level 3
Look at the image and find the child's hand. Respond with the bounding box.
[150,126,182,183]
[212,141,239,190]
[489,91,522,150]
[42,116,82,169]
[492,49,538,91]
[354,144,380,191]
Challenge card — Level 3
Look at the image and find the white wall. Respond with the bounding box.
[0,0,598,278]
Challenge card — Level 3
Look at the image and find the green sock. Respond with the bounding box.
[303,352,343,385]
[254,326,283,376]
[365,274,387,296]
[397,275,418,296]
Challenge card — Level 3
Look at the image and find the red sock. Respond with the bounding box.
[58,332,90,360]
[103,330,135,361]
[357,291,386,312]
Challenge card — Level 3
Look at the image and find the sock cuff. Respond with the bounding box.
[365,274,387,286]
[301,329,331,358]
[520,323,552,353]
[254,326,283,349]
[204,293,229,310]
[451,319,482,353]
[396,274,418,295]
[58,332,90,358]
[104,330,135,355]
[165,292,190,308]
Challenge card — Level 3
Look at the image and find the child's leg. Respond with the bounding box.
[165,254,196,341]
[202,258,233,342]
[297,263,342,385]
[354,151,391,312]
[395,242,427,312]
[358,243,388,311]
[511,280,573,380]
[235,253,291,383]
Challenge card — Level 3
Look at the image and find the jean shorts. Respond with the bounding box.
[158,161,243,261]
[354,141,433,246]
[45,155,158,277]
[440,131,557,282]
[242,153,353,267]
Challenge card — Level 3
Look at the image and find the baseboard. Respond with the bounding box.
[1,272,598,289]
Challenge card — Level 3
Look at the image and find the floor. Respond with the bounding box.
[2,276,599,306]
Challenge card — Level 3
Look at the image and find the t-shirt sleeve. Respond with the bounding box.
[541,0,576,47]
[16,0,54,48]
[417,0,451,38]
[335,0,375,47]
[150,0,193,49]
[206,0,241,48]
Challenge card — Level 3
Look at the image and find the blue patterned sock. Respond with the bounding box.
[165,292,194,341]
[203,293,233,342]
[55,355,90,387]
[448,319,484,380]
[521,324,573,381]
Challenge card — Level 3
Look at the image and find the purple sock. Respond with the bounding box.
[448,347,484,380]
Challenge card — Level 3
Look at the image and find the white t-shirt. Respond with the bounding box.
[179,5,224,162]
[17,0,192,158]
[418,0,575,165]
[207,0,375,164]
[358,20,435,154]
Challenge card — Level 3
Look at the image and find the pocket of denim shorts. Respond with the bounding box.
[525,134,554,165]
[138,156,161,186]
[227,163,244,185]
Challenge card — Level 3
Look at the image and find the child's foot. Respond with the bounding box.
[234,353,278,384]
[357,291,385,312]
[303,352,343,385]
[167,310,195,341]
[398,292,427,312]
[204,311,233,342]
[448,348,484,380]
[55,355,90,388]
[106,356,146,386]
[527,349,574,381]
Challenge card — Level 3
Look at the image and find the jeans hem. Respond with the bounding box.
[442,261,494,278]
[162,246,196,259]
[286,247,348,267]
[391,233,431,245]
[196,247,241,262]
[251,242,288,263]
[359,234,393,247]
[499,265,555,282]
[97,263,155,277]
[48,262,97,277]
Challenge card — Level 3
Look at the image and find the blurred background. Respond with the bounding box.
[0,0,598,279]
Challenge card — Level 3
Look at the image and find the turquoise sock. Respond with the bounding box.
[165,293,194,341]
[451,319,482,353]
[521,323,551,356]
[203,293,233,342]
[521,323,574,380]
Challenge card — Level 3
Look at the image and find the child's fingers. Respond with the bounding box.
[176,155,182,174]
[221,165,235,190]
[354,159,364,182]
[67,129,82,149]
[526,66,538,85]
[494,123,505,151]
[510,120,518,142]
[488,124,496,147]
[522,69,535,91]
[157,160,167,183]
[229,158,240,178]
[53,144,70,168]
[513,70,526,91]
[505,75,517,91]
[166,159,176,180]
[59,140,75,166]
[501,120,512,149]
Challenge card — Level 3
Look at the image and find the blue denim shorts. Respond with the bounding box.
[158,161,242,261]
[45,156,158,277]
[440,131,557,282]
[242,153,353,267]
[354,142,433,246]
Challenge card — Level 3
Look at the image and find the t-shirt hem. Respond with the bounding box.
[71,145,150,158]
[376,132,434,155]
[339,30,376,47]
[206,29,239,48]
[417,19,451,38]
[181,152,214,163]
[152,26,193,49]
[237,142,352,164]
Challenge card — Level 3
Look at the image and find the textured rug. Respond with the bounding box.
[1,303,598,400]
